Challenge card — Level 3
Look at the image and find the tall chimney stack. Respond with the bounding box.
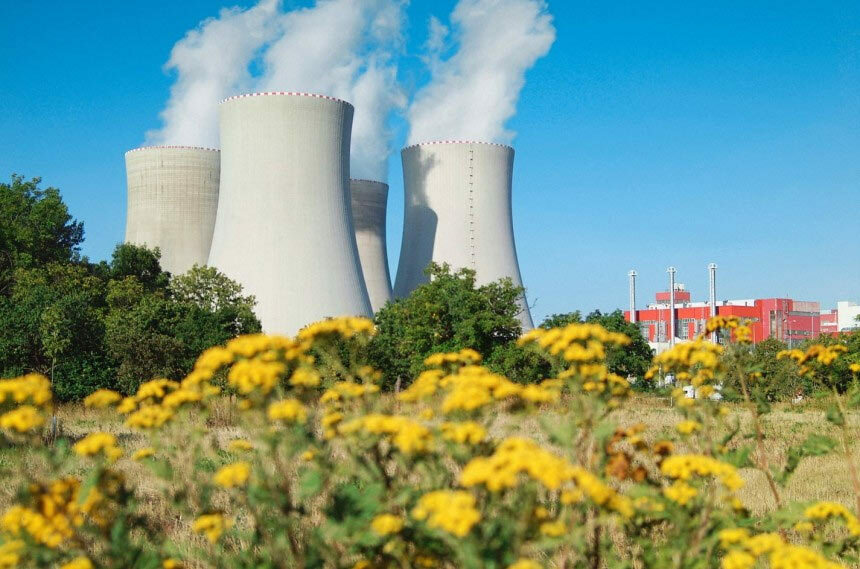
[667,266,677,346]
[628,270,637,324]
[708,262,718,343]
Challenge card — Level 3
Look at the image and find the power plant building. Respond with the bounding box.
[394,141,534,329]
[207,92,372,334]
[124,145,220,275]
[350,179,393,312]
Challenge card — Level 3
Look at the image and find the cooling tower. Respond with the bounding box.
[394,141,534,330]
[124,145,220,275]
[350,179,392,312]
[207,92,372,334]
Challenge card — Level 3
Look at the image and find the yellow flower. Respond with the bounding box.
[301,450,315,461]
[133,447,156,461]
[507,561,542,569]
[267,399,307,423]
[83,389,121,408]
[213,462,251,488]
[192,513,232,544]
[675,420,701,435]
[0,540,24,569]
[793,521,814,533]
[135,378,179,402]
[117,397,137,414]
[126,405,174,429]
[412,490,480,537]
[441,421,486,445]
[717,528,750,547]
[163,559,183,569]
[539,520,566,537]
[663,481,698,506]
[227,439,254,452]
[850,363,860,374]
[73,432,122,461]
[661,454,744,492]
[289,367,321,387]
[371,514,404,535]
[161,388,203,410]
[341,414,432,453]
[0,374,51,407]
[0,405,44,432]
[720,550,755,569]
[59,557,93,569]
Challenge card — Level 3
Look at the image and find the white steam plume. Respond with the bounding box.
[407,0,555,145]
[147,0,406,181]
[145,0,280,147]
[259,0,406,181]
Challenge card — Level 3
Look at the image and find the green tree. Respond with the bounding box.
[104,257,262,394]
[0,175,83,294]
[368,263,534,389]
[539,309,654,381]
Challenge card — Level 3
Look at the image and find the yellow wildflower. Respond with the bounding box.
[721,550,755,569]
[192,513,232,544]
[507,561,542,569]
[60,557,93,569]
[83,389,121,408]
[163,559,183,569]
[412,490,480,537]
[0,374,51,406]
[661,454,744,491]
[289,367,321,387]
[539,521,566,537]
[663,481,697,506]
[227,439,254,452]
[126,405,174,429]
[0,405,44,432]
[0,540,24,568]
[133,447,156,461]
[440,421,486,445]
[73,432,122,461]
[675,420,701,435]
[267,399,307,423]
[371,514,404,535]
[213,462,251,488]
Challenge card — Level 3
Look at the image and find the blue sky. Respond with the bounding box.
[1,1,858,323]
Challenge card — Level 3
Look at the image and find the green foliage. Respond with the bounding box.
[0,175,83,294]
[369,263,531,389]
[540,309,654,381]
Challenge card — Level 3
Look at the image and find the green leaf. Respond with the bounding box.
[826,404,845,426]
[298,468,324,501]
[539,414,575,446]
[722,445,753,469]
[800,434,838,456]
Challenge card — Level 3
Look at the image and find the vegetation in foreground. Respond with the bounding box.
[1,314,860,569]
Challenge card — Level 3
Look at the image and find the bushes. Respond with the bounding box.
[1,316,859,568]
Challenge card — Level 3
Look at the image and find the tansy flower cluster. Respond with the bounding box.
[411,491,481,537]
[718,528,845,569]
[73,432,123,462]
[661,454,744,492]
[0,374,52,435]
[339,414,432,453]
[802,501,860,536]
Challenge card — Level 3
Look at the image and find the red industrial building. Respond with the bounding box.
[624,288,821,347]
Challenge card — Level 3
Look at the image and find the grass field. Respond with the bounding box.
[2,394,856,519]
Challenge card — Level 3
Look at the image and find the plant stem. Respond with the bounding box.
[832,389,860,516]
[738,364,782,509]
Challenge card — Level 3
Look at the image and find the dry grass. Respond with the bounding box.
[2,394,858,546]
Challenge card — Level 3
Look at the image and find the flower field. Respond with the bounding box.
[1,316,859,569]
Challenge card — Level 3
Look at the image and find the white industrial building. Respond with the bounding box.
[124,145,220,275]
[393,141,534,329]
[350,179,393,312]
[206,92,372,334]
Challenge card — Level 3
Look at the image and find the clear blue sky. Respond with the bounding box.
[1,1,858,323]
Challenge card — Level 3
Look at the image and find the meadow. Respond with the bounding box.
[1,316,859,569]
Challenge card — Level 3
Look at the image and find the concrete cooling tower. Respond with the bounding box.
[124,146,220,275]
[393,141,534,330]
[207,92,372,334]
[350,179,393,312]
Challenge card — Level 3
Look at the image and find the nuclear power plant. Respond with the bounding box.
[125,94,533,334]
[394,141,534,329]
[350,179,393,312]
[124,145,220,275]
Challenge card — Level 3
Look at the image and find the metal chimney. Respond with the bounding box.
[708,263,718,343]
[628,270,637,324]
[667,266,677,346]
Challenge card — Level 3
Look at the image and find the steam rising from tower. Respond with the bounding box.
[207,93,371,334]
[394,141,533,330]
[407,0,555,144]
